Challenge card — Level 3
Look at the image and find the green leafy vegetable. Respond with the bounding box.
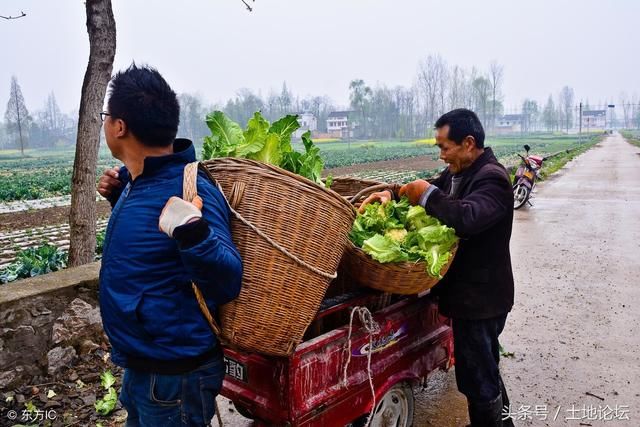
[0,244,68,284]
[203,111,245,159]
[202,111,326,185]
[362,234,409,263]
[499,343,515,358]
[350,197,458,278]
[95,370,118,416]
[95,387,118,416]
[25,401,37,413]
[100,370,116,389]
[324,175,333,189]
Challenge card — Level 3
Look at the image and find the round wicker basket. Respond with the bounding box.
[196,159,356,356]
[342,181,458,295]
[342,241,458,295]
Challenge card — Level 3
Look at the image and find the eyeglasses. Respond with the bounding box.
[99,112,111,122]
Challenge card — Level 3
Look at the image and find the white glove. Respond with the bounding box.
[159,196,203,237]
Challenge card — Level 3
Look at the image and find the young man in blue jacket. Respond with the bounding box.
[97,64,242,426]
[361,109,515,427]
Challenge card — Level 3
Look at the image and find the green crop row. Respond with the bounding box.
[0,136,595,202]
[0,230,106,284]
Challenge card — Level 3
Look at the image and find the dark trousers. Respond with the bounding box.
[452,314,510,406]
[119,352,224,427]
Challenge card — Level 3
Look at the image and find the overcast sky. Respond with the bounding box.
[2,0,639,115]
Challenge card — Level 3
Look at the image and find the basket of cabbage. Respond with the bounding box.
[344,192,459,294]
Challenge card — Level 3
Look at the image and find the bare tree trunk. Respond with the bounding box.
[16,109,23,156]
[68,0,116,267]
[11,83,25,156]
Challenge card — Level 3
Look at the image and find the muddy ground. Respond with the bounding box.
[0,201,111,233]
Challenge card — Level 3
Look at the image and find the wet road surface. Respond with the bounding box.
[217,133,640,426]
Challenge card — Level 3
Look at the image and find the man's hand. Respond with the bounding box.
[399,179,430,205]
[358,190,393,214]
[97,166,122,199]
[159,196,203,238]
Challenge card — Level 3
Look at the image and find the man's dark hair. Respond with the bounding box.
[434,108,485,148]
[107,64,180,147]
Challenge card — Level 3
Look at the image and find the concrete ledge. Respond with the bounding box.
[0,261,100,306]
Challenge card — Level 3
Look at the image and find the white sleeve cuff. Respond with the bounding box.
[418,185,438,208]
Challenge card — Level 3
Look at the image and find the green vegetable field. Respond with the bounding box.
[0,133,600,203]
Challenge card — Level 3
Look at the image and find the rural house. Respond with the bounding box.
[496,114,523,134]
[327,111,357,138]
[581,110,606,129]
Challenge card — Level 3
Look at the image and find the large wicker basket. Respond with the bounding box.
[342,182,458,295]
[190,159,355,356]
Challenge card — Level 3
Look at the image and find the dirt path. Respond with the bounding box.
[0,201,111,233]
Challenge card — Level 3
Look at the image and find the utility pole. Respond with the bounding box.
[579,102,582,144]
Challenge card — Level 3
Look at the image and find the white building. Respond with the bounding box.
[496,114,523,134]
[294,112,317,138]
[326,111,357,138]
[582,110,606,129]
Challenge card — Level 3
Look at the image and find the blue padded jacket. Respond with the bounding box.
[99,139,242,370]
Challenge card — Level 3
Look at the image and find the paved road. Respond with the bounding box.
[216,133,640,426]
[500,133,640,426]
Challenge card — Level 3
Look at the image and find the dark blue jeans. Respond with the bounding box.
[119,352,224,427]
[452,314,508,403]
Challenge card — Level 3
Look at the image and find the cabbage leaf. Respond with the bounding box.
[350,198,458,278]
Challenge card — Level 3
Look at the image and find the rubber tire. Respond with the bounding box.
[233,402,255,420]
[353,382,415,427]
[513,183,530,210]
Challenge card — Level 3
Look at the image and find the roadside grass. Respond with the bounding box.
[538,137,601,180]
[620,130,640,148]
[507,135,602,182]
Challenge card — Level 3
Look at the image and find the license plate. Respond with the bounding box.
[224,356,248,382]
[524,170,534,180]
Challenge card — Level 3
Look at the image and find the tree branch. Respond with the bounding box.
[0,11,26,20]
[240,0,253,12]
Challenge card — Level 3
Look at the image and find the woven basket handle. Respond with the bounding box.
[183,162,224,339]
[349,183,399,205]
[193,162,338,280]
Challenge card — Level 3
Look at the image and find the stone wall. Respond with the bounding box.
[0,263,102,390]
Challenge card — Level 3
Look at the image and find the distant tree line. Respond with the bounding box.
[5,56,640,153]
[2,76,78,152]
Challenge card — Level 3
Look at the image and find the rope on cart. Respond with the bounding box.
[342,306,381,427]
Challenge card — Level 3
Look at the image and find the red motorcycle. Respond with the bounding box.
[513,144,544,209]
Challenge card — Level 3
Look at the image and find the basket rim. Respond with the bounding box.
[347,239,459,271]
[201,157,357,217]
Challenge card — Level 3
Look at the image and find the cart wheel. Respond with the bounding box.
[233,402,255,420]
[354,382,415,427]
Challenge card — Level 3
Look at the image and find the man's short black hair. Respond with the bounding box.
[107,64,180,147]
[434,108,485,148]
